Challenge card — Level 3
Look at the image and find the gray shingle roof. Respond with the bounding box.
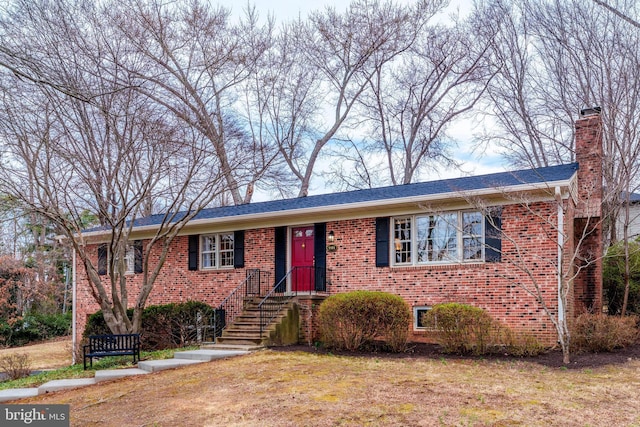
[127,162,578,229]
[628,192,640,203]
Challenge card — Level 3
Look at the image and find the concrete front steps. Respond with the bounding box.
[215,298,299,346]
[0,347,251,403]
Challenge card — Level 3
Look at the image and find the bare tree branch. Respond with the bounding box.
[592,0,640,29]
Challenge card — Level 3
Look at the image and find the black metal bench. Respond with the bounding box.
[83,333,141,370]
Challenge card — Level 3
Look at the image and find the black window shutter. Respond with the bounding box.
[188,235,199,271]
[314,223,326,291]
[375,217,390,267]
[234,230,245,268]
[485,207,502,263]
[134,240,143,274]
[98,244,107,276]
[274,227,287,292]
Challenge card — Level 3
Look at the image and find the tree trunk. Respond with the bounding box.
[621,201,631,315]
[562,345,571,364]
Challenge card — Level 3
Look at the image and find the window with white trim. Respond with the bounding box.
[414,306,432,330]
[201,233,234,269]
[393,211,484,265]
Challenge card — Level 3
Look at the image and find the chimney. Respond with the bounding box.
[573,106,603,313]
[574,107,603,218]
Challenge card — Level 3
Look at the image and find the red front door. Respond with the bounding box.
[291,226,315,292]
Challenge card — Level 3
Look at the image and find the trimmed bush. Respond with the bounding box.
[571,313,639,353]
[83,301,218,351]
[423,303,496,355]
[499,328,545,357]
[142,301,217,350]
[318,291,411,352]
[83,309,124,337]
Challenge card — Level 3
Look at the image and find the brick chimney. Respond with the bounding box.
[573,107,603,313]
[574,107,603,218]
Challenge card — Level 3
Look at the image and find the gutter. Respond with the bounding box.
[80,176,577,239]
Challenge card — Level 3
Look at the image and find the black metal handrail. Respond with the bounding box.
[211,269,270,340]
[258,266,329,335]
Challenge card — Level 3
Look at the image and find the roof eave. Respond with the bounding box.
[81,176,575,240]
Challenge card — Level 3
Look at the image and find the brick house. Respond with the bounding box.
[73,111,603,348]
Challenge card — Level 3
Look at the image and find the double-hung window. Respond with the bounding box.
[393,211,484,265]
[201,233,234,269]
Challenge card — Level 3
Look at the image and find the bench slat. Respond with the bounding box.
[83,334,141,370]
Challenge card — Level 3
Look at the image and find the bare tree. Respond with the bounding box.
[485,198,602,364]
[328,11,496,189]
[476,0,640,314]
[0,0,224,335]
[465,149,602,364]
[527,0,640,315]
[238,23,323,198]
[107,0,277,205]
[592,0,640,29]
[474,0,577,169]
[265,0,440,196]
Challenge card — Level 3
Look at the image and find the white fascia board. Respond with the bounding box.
[183,178,572,224]
[83,176,575,240]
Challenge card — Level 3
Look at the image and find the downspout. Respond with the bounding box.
[72,248,77,365]
[555,187,565,327]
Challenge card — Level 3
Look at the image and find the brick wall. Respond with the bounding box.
[325,202,563,345]
[75,228,275,345]
[296,295,326,345]
[76,200,572,347]
[573,112,604,313]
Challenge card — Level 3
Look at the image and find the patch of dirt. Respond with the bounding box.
[273,342,640,369]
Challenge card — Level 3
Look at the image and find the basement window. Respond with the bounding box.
[413,306,432,330]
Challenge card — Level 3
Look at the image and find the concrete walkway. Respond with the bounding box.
[0,346,255,403]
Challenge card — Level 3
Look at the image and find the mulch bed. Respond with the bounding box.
[273,342,640,369]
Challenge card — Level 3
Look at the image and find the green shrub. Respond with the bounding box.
[318,291,411,352]
[142,301,216,350]
[603,240,640,315]
[0,312,71,347]
[83,301,218,351]
[0,322,11,347]
[499,328,545,357]
[26,312,72,337]
[571,313,639,353]
[83,309,122,337]
[423,303,496,355]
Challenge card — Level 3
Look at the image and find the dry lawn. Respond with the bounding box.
[0,337,72,370]
[6,347,640,426]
